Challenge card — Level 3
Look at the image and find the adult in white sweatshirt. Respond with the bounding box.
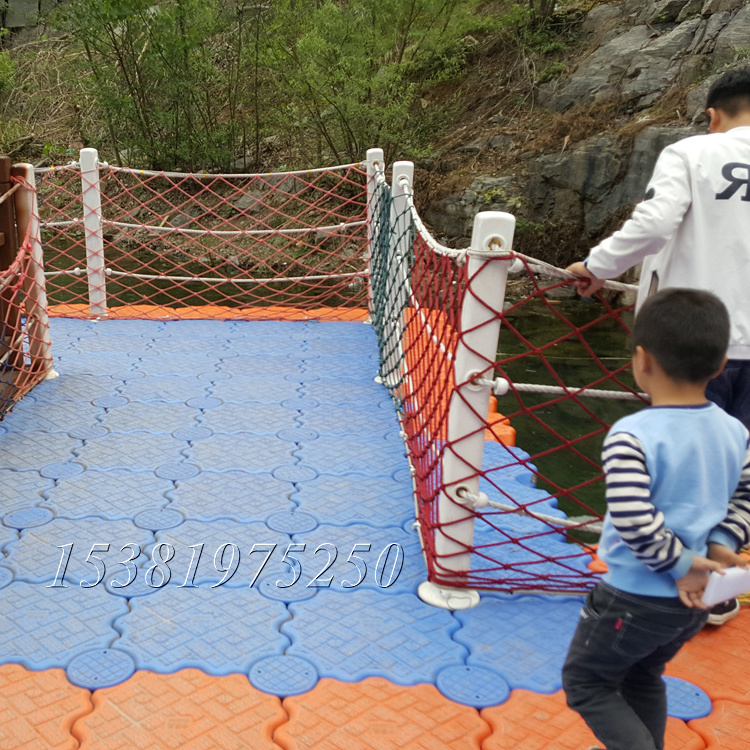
[566,67,750,626]
[567,66,750,430]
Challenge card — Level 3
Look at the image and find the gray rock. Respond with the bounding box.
[489,135,516,150]
[620,19,703,108]
[702,0,746,14]
[534,136,626,199]
[541,25,653,111]
[233,192,265,214]
[458,138,490,153]
[677,0,704,20]
[5,0,38,28]
[638,0,691,25]
[584,124,701,235]
[714,6,750,64]
[582,3,624,34]
[687,73,720,121]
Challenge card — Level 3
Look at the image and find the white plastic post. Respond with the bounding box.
[380,161,414,388]
[12,163,57,380]
[365,148,384,318]
[418,211,515,610]
[80,147,107,317]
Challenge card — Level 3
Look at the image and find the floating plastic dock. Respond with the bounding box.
[0,318,747,748]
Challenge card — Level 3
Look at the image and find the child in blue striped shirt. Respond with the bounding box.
[562,288,750,750]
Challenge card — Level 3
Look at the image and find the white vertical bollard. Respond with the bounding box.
[365,148,385,319]
[418,211,515,610]
[12,163,57,380]
[381,161,414,389]
[80,147,107,317]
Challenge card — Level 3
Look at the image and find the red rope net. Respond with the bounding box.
[37,160,369,321]
[387,226,641,593]
[0,174,54,417]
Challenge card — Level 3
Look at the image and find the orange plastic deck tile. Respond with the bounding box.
[0,664,91,749]
[481,689,705,750]
[48,303,369,322]
[689,700,750,749]
[667,608,750,703]
[276,677,491,750]
[73,669,286,750]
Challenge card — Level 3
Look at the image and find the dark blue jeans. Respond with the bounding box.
[706,358,750,430]
[562,582,708,750]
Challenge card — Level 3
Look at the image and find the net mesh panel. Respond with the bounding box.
[370,178,641,593]
[37,162,369,320]
[0,176,53,417]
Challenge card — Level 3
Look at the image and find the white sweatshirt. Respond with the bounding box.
[585,126,750,360]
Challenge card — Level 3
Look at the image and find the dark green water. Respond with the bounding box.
[494,296,641,524]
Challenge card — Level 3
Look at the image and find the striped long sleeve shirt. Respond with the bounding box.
[598,403,750,597]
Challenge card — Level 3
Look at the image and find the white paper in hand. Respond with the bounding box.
[702,566,750,608]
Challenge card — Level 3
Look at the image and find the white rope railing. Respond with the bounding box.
[101,160,367,179]
[456,489,603,533]
[100,218,365,237]
[103,269,366,284]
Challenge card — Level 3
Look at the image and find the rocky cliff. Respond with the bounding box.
[423,0,750,265]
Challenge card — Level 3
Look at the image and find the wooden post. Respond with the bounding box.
[0,155,23,384]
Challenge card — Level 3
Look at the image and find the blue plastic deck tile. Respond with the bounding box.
[1,400,103,434]
[272,464,319,482]
[665,676,712,720]
[287,522,423,594]
[5,517,154,585]
[305,336,379,356]
[187,433,297,472]
[155,462,201,480]
[72,335,150,353]
[117,585,289,675]
[89,319,166,336]
[3,507,54,529]
[229,322,312,340]
[266,510,318,534]
[208,376,302,404]
[277,427,319,443]
[0,567,13,589]
[0,470,54,513]
[284,589,466,685]
[154,519,293,587]
[302,322,374,340]
[134,508,185,531]
[28,375,125,403]
[299,355,379,379]
[224,338,303,356]
[481,441,538,487]
[66,648,137,689]
[292,474,415,528]
[48,318,98,336]
[297,434,407,477]
[134,353,220,376]
[0,581,127,670]
[436,664,511,708]
[258,572,318,603]
[144,337,230,355]
[116,375,211,403]
[249,654,319,697]
[453,593,583,693]
[99,401,200,433]
[54,352,141,376]
[42,470,173,520]
[166,470,294,522]
[0,520,18,552]
[300,377,389,404]
[172,426,213,442]
[68,425,110,441]
[159,320,233,337]
[199,402,299,434]
[0,432,80,471]
[75,432,188,471]
[298,403,400,436]
[217,353,303,372]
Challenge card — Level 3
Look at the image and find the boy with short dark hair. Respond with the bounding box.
[562,288,750,750]
[565,65,750,624]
